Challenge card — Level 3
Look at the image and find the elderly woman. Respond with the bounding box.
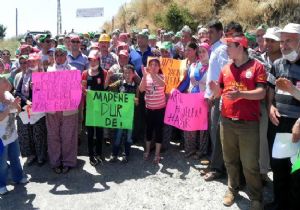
[46,45,78,174]
[15,53,47,166]
[178,42,210,160]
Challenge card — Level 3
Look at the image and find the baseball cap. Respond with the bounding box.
[39,34,51,43]
[277,23,300,35]
[28,53,41,60]
[263,27,281,41]
[119,50,129,57]
[55,45,67,53]
[224,36,248,48]
[148,34,157,40]
[88,50,99,60]
[159,41,172,51]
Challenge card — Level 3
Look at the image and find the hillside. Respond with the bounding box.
[102,0,300,33]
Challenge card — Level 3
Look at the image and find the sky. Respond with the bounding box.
[1,0,131,38]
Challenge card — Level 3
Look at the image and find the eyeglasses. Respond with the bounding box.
[71,40,80,44]
[19,62,27,65]
[2,53,10,56]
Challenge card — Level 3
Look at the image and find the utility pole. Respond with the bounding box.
[16,8,18,37]
[57,0,62,35]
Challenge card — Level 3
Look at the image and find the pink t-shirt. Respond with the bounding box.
[144,74,166,110]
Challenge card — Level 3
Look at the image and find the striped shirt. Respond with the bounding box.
[268,58,300,118]
[144,74,166,109]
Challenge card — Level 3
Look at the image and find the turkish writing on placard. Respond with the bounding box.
[86,91,135,129]
[32,70,82,112]
[164,89,208,131]
[147,57,186,94]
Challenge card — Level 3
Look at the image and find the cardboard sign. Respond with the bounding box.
[147,57,186,93]
[32,70,82,112]
[86,91,135,129]
[164,89,208,131]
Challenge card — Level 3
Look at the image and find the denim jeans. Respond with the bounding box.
[0,139,24,188]
[112,129,133,157]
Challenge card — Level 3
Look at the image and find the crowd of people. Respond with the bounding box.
[0,20,300,210]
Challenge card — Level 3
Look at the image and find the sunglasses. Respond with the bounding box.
[19,62,27,65]
[71,40,80,44]
[44,40,52,43]
[2,53,10,56]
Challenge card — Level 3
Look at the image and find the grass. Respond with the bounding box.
[0,38,19,59]
[102,0,300,33]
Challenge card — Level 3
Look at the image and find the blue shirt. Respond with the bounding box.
[129,46,153,78]
[67,52,89,72]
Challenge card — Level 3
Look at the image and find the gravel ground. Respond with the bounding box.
[0,141,273,210]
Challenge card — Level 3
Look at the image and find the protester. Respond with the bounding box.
[255,25,267,54]
[177,42,210,159]
[139,58,166,164]
[209,35,266,209]
[98,33,118,71]
[203,20,228,181]
[67,35,89,72]
[266,23,300,210]
[15,53,47,166]
[46,45,78,174]
[258,27,282,182]
[106,64,139,163]
[0,76,28,195]
[81,50,107,166]
[12,55,29,88]
[1,49,13,73]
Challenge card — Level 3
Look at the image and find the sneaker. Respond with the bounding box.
[250,200,263,210]
[109,156,118,163]
[121,156,129,163]
[0,187,8,195]
[90,156,99,166]
[223,190,236,206]
[15,177,29,184]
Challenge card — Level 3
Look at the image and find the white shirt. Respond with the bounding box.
[0,91,18,146]
[205,40,228,98]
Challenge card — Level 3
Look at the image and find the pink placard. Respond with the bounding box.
[32,70,82,112]
[164,89,208,131]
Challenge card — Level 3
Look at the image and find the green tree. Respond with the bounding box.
[0,24,7,39]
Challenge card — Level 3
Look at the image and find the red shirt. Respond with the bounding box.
[219,59,266,121]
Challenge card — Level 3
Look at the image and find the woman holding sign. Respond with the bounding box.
[178,42,210,160]
[15,53,47,166]
[139,57,166,164]
[46,45,78,174]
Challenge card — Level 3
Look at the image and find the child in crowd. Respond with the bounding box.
[105,64,139,163]
[82,50,107,166]
[139,58,166,164]
[0,76,28,195]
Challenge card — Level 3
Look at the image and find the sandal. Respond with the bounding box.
[153,156,161,164]
[199,168,209,176]
[203,171,223,182]
[143,153,150,161]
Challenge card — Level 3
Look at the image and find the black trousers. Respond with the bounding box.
[145,108,165,144]
[267,117,300,210]
[87,126,103,157]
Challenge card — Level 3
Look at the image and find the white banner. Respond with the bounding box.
[76,8,104,17]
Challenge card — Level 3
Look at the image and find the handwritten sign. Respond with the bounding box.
[147,57,186,94]
[86,91,135,129]
[164,89,208,131]
[32,70,82,112]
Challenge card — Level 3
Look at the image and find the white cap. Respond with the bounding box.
[278,23,300,35]
[263,27,281,41]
